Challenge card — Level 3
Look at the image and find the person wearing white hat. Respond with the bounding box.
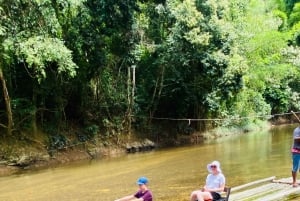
[114,176,153,201]
[190,161,226,201]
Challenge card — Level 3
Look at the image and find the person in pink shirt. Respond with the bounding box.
[114,176,153,201]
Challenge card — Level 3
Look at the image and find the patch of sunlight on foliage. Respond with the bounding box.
[282,46,300,67]
[204,120,270,139]
[16,36,78,82]
[168,0,211,45]
[0,26,5,36]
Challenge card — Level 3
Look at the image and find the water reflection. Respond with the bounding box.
[0,124,297,201]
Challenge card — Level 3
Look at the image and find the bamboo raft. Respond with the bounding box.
[229,176,300,201]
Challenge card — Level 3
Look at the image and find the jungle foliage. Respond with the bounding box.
[0,0,300,144]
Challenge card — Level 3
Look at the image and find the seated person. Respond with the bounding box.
[190,161,225,201]
[114,176,153,201]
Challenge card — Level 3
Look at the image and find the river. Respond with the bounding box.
[0,124,296,201]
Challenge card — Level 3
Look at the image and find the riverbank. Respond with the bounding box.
[0,134,159,177]
[0,134,128,177]
[0,119,291,177]
[0,145,125,176]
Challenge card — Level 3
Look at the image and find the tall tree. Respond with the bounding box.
[59,0,140,136]
[133,0,245,131]
[0,0,78,135]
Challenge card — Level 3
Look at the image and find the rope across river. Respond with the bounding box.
[150,111,300,123]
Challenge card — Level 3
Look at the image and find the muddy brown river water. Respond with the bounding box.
[0,124,296,201]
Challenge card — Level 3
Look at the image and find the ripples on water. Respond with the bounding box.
[0,124,296,201]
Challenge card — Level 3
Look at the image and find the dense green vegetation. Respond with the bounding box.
[0,0,300,148]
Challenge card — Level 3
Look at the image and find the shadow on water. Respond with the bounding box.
[0,124,298,201]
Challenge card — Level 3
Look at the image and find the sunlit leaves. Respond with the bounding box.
[0,26,5,36]
[232,89,271,120]
[168,0,210,45]
[0,7,5,36]
[282,45,300,66]
[246,31,287,65]
[16,36,77,82]
[272,9,288,30]
[170,0,202,27]
[220,53,247,94]
[56,0,86,17]
[229,0,248,21]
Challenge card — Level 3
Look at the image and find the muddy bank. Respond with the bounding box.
[0,147,125,177]
[0,164,19,176]
[0,138,157,177]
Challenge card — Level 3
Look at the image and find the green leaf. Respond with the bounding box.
[16,36,78,81]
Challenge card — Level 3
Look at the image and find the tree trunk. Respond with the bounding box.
[148,64,165,119]
[0,66,13,135]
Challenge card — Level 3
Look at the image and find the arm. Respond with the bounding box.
[114,195,135,201]
[116,197,144,201]
[203,183,225,193]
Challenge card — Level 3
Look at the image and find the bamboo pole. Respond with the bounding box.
[231,176,276,192]
[291,110,300,123]
[255,186,300,201]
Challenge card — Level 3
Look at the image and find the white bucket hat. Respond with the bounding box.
[207,160,222,173]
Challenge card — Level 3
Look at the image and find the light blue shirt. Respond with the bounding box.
[293,127,300,150]
[206,173,225,193]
